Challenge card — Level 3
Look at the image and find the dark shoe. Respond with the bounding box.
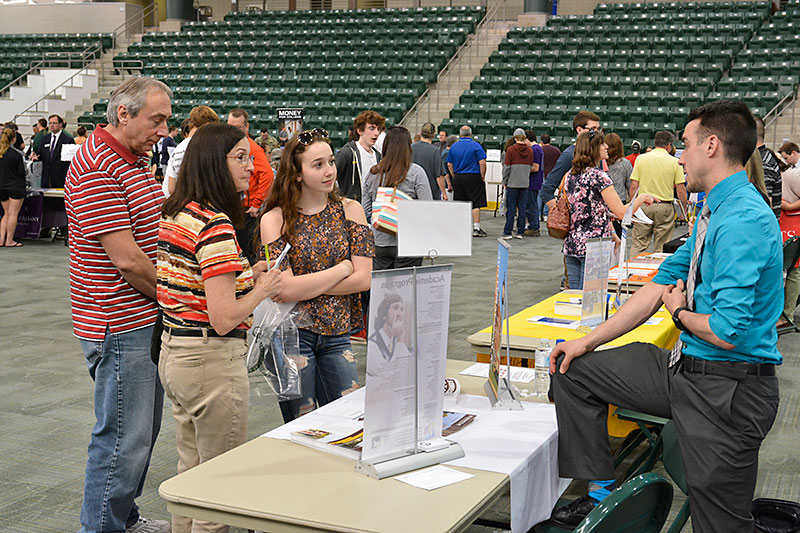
[472,228,487,237]
[524,228,540,237]
[550,495,598,528]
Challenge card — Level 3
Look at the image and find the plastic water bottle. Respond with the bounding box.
[548,339,565,402]
[534,339,552,397]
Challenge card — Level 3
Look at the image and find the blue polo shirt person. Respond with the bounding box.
[547,100,782,533]
[446,125,487,237]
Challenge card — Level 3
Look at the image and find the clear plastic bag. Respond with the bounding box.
[247,299,302,401]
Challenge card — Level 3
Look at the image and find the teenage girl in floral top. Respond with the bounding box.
[563,130,655,290]
[260,129,374,422]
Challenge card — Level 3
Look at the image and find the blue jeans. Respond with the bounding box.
[503,187,527,236]
[279,329,360,422]
[565,255,586,290]
[526,189,540,230]
[79,326,164,533]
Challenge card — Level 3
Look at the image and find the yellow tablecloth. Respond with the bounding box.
[472,290,680,437]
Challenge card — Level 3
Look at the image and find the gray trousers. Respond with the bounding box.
[553,342,779,533]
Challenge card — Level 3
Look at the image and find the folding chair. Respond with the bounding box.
[533,472,673,532]
[660,421,690,533]
[612,408,669,480]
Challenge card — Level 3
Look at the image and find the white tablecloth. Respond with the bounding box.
[263,388,569,533]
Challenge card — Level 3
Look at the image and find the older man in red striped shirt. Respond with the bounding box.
[65,77,173,533]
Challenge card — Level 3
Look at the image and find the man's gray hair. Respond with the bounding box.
[460,125,472,137]
[107,77,173,127]
[446,134,458,147]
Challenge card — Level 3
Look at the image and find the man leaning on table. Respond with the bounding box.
[547,100,782,533]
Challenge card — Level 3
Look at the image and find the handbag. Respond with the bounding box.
[547,173,571,239]
[371,177,412,235]
[150,309,164,365]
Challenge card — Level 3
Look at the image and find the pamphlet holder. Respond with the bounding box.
[355,265,465,479]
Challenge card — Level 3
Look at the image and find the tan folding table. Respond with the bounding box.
[159,360,537,533]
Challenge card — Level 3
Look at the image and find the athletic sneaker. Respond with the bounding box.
[127,517,171,533]
[501,234,513,240]
[472,228,487,237]
[513,234,523,239]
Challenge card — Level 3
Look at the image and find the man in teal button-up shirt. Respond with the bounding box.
[546,100,782,533]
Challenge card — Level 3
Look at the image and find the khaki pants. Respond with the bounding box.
[630,202,676,257]
[158,331,249,533]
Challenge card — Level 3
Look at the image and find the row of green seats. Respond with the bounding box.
[169,91,418,110]
[707,90,787,110]
[716,75,799,93]
[750,34,800,49]
[456,90,709,108]
[488,48,732,65]
[480,61,726,79]
[730,60,800,77]
[136,36,458,53]
[122,48,452,63]
[224,5,482,19]
[499,35,743,52]
[469,76,715,94]
[755,21,800,36]
[140,63,440,83]
[161,73,427,92]
[0,32,114,50]
[738,47,800,63]
[144,27,464,44]
[553,11,758,27]
[523,21,756,39]
[594,1,770,15]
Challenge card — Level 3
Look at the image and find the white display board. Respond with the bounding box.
[396,200,472,258]
[361,265,453,464]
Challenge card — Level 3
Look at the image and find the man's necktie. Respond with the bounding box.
[50,135,57,158]
[669,202,711,367]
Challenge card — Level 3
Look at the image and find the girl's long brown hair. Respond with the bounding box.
[571,130,606,176]
[369,126,412,188]
[259,132,340,244]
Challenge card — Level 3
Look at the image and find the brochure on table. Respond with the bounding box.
[485,239,523,410]
[581,237,614,328]
[357,265,464,478]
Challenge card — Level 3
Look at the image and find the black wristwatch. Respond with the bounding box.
[672,306,690,331]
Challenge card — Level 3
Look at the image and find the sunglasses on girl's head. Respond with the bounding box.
[297,128,329,145]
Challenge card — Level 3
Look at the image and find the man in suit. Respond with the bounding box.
[36,114,75,188]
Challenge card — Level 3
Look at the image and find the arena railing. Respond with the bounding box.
[0,41,104,97]
[764,84,798,147]
[400,0,507,131]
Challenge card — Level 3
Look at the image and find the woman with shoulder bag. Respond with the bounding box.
[562,130,655,289]
[361,125,432,270]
